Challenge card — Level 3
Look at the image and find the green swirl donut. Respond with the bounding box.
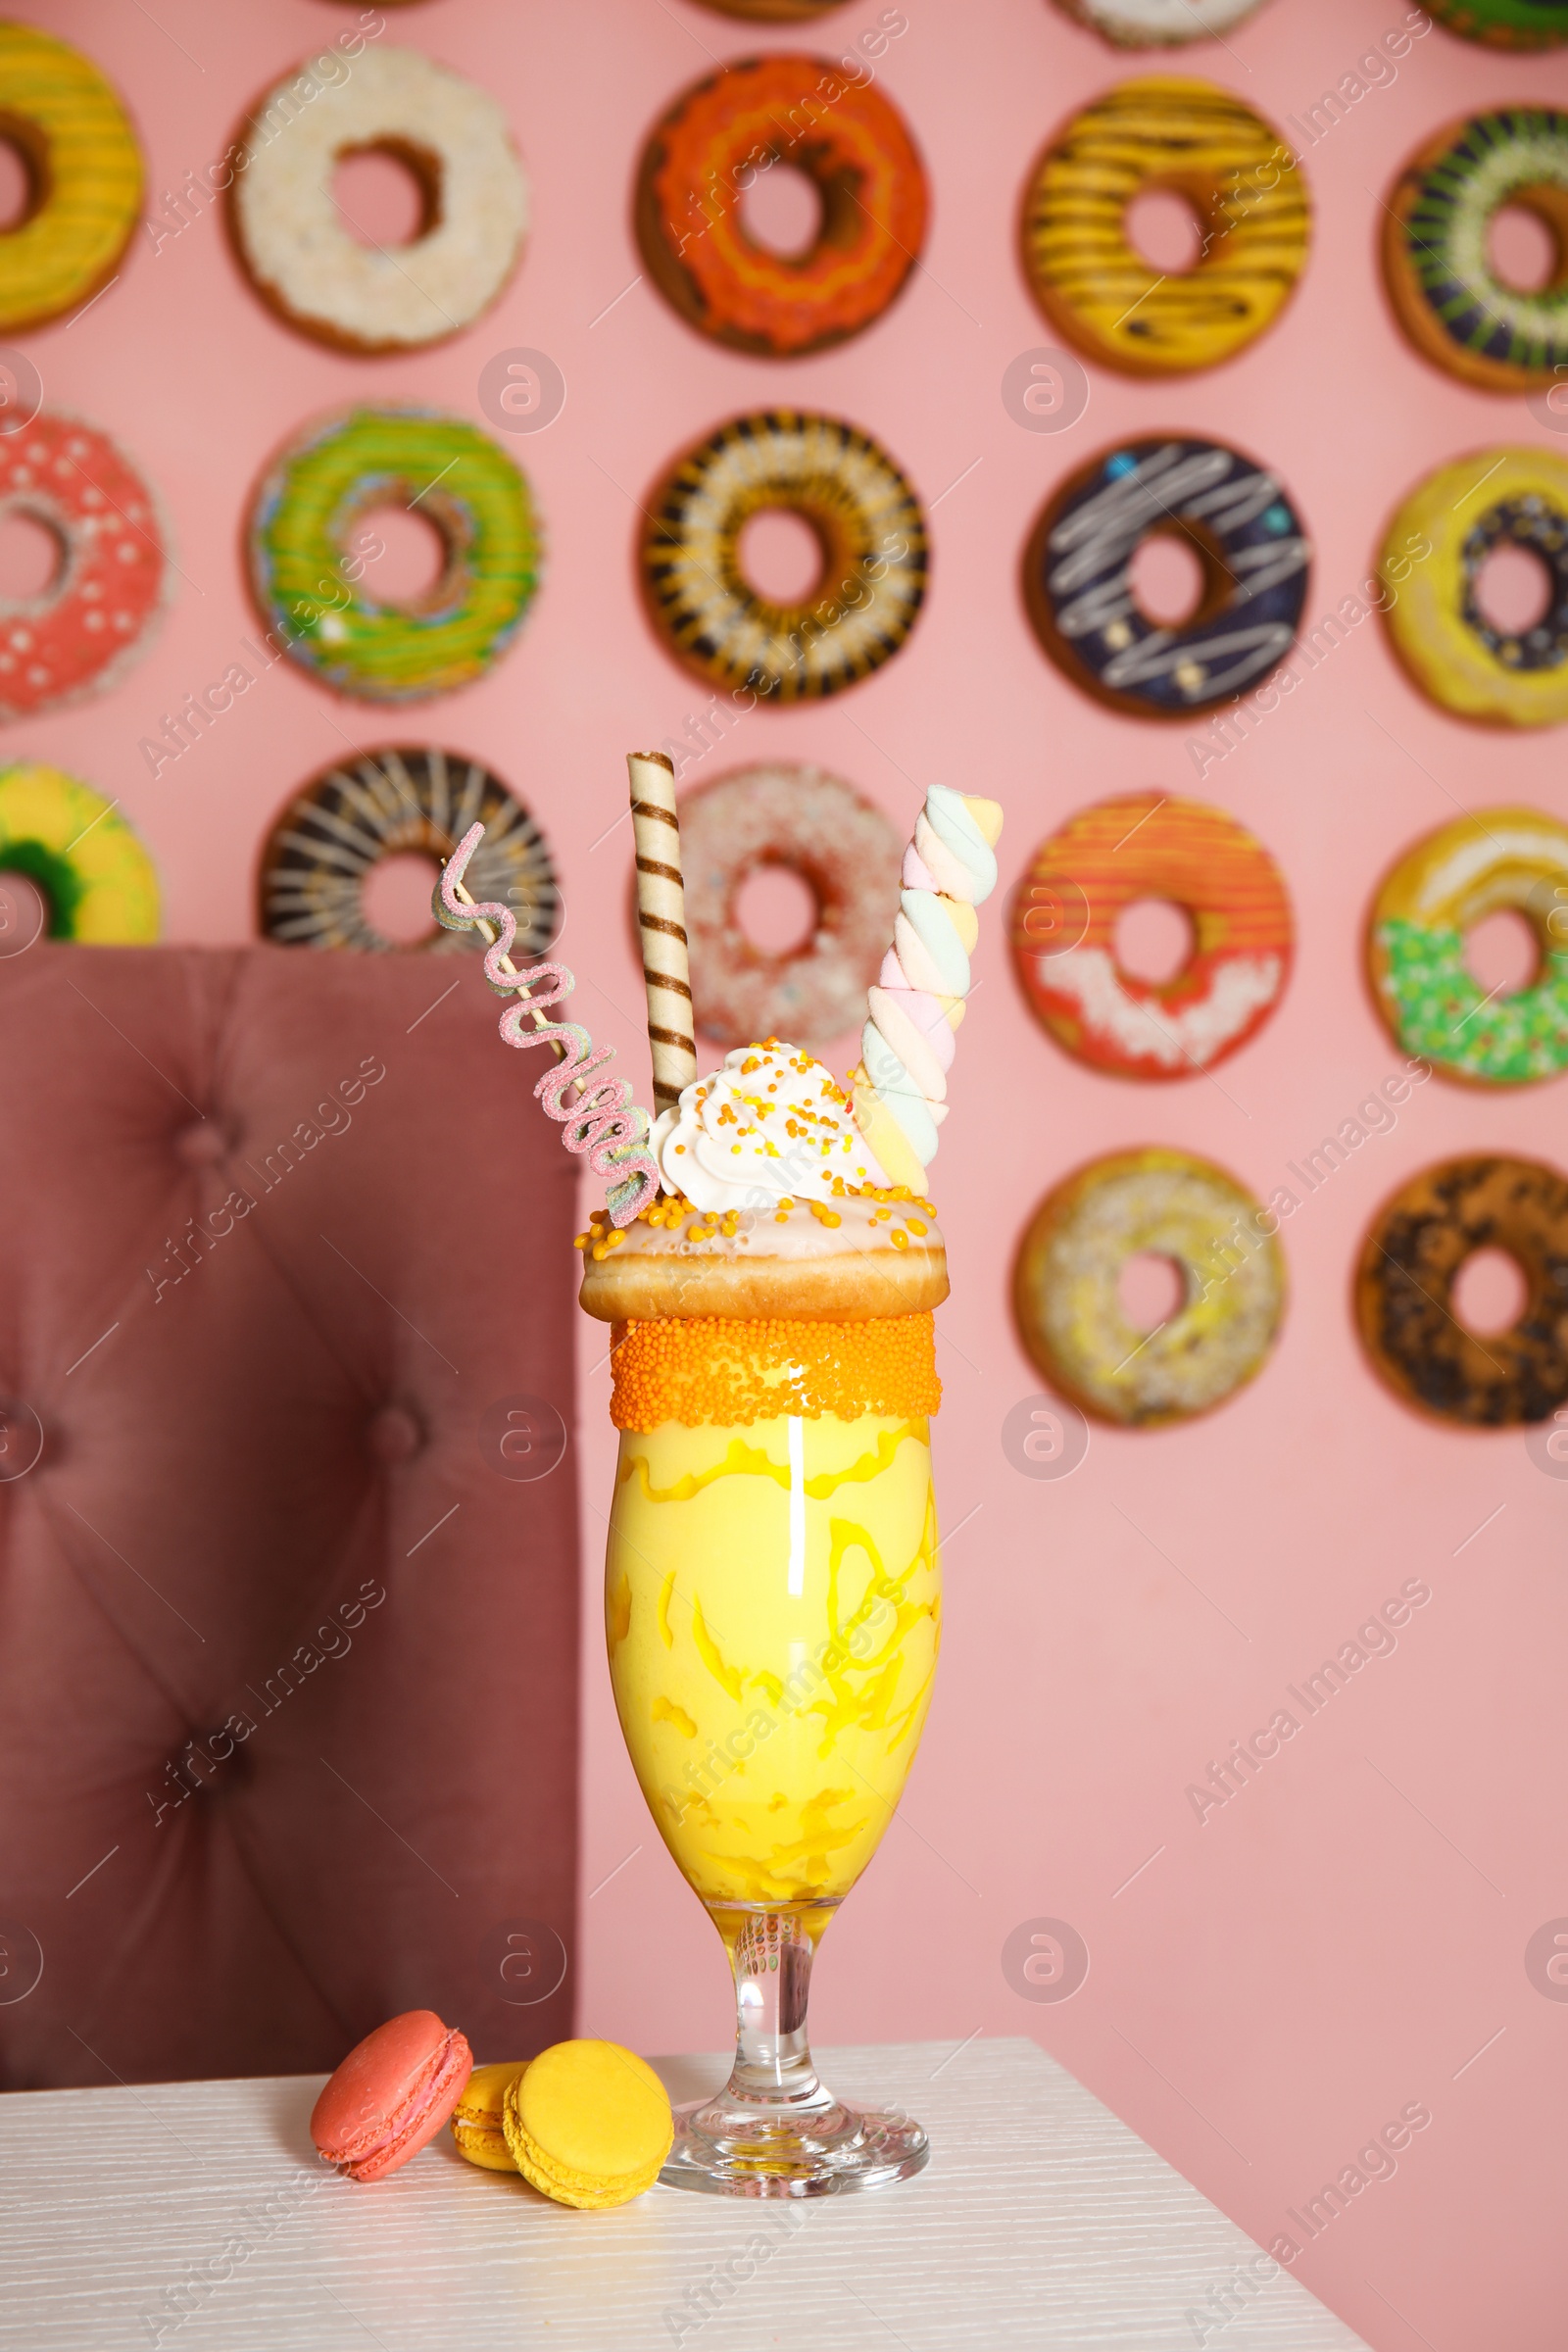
[249,407,541,703]
[1428,0,1568,45]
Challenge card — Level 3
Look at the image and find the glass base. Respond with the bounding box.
[661,2086,929,2197]
[656,1902,927,2196]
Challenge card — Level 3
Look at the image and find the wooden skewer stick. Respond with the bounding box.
[626,749,698,1113]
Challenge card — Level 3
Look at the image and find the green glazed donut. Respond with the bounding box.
[249,407,541,703]
[1428,0,1568,43]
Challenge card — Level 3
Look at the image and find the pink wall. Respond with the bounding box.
[19,0,1567,2342]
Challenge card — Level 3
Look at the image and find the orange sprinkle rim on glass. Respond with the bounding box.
[609,1312,941,1431]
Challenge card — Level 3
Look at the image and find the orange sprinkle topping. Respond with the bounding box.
[609,1313,941,1432]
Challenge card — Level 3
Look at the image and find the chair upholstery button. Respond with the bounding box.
[173,1120,226,1166]
[368,1405,421,1464]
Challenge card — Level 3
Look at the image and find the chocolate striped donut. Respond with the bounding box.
[1022,76,1308,375]
[260,746,558,956]
[640,412,927,701]
[1384,107,1568,393]
[1024,437,1310,718]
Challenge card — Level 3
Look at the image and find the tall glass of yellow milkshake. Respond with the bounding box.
[580,1045,949,2194]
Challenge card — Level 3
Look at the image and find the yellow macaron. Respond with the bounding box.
[502,2039,673,2208]
[450,2060,529,2171]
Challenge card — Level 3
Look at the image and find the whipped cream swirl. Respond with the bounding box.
[651,1041,889,1212]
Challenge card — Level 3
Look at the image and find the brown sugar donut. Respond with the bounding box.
[1355,1155,1568,1425]
[636,54,926,357]
[678,764,902,1046]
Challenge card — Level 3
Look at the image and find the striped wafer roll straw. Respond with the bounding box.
[627,749,698,1113]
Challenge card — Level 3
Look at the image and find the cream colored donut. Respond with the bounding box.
[231,47,528,353]
[1055,0,1272,43]
[578,1188,948,1325]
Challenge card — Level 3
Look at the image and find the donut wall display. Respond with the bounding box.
[10,3,1568,2304]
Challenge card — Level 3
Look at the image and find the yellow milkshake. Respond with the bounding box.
[606,1405,938,1921]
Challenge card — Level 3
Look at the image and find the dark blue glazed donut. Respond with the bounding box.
[1024,437,1310,719]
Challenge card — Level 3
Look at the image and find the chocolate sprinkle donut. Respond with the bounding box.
[1355,1155,1568,1426]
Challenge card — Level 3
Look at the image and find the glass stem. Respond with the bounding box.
[719,1906,832,2115]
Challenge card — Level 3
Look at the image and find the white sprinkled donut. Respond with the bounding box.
[1054,0,1272,44]
[231,47,528,353]
[680,764,902,1048]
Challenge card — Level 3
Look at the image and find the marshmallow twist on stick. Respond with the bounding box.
[433,823,661,1226]
[626,750,698,1114]
[849,785,1004,1193]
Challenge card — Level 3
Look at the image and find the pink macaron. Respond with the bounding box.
[311,2010,473,2182]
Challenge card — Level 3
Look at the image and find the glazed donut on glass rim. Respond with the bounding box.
[677,763,902,1047]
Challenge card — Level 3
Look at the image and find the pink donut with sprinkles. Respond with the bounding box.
[0,413,170,720]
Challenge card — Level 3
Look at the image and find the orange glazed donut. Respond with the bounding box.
[1010,793,1293,1080]
[636,56,927,357]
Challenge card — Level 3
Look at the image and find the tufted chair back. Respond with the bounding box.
[0,945,580,2085]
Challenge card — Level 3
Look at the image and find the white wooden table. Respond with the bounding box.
[0,2038,1368,2350]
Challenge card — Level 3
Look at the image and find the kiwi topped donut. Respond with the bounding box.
[1021,77,1308,376]
[1014,1147,1285,1426]
[680,764,902,1047]
[1054,0,1273,44]
[641,412,927,701]
[1356,1156,1568,1425]
[1011,794,1293,1079]
[1427,0,1568,45]
[1384,108,1568,392]
[1367,808,1568,1087]
[231,47,528,353]
[0,24,141,334]
[249,407,541,704]
[0,763,158,942]
[637,56,926,358]
[1380,447,1568,727]
[261,746,558,956]
[1024,437,1309,717]
[0,412,170,720]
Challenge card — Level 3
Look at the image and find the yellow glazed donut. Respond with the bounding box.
[1380,447,1568,727]
[1013,1147,1285,1426]
[0,24,141,333]
[1021,77,1308,376]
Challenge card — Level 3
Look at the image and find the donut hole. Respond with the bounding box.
[1124,186,1206,274]
[737,508,828,608]
[332,141,441,249]
[1463,906,1541,998]
[360,851,443,948]
[1473,541,1554,636]
[0,508,64,603]
[0,868,46,956]
[1486,195,1566,296]
[349,503,450,609]
[740,163,826,260]
[1451,1246,1529,1338]
[1118,1250,1187,1334]
[1127,529,1208,629]
[0,119,46,234]
[1114,897,1195,985]
[733,859,819,956]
